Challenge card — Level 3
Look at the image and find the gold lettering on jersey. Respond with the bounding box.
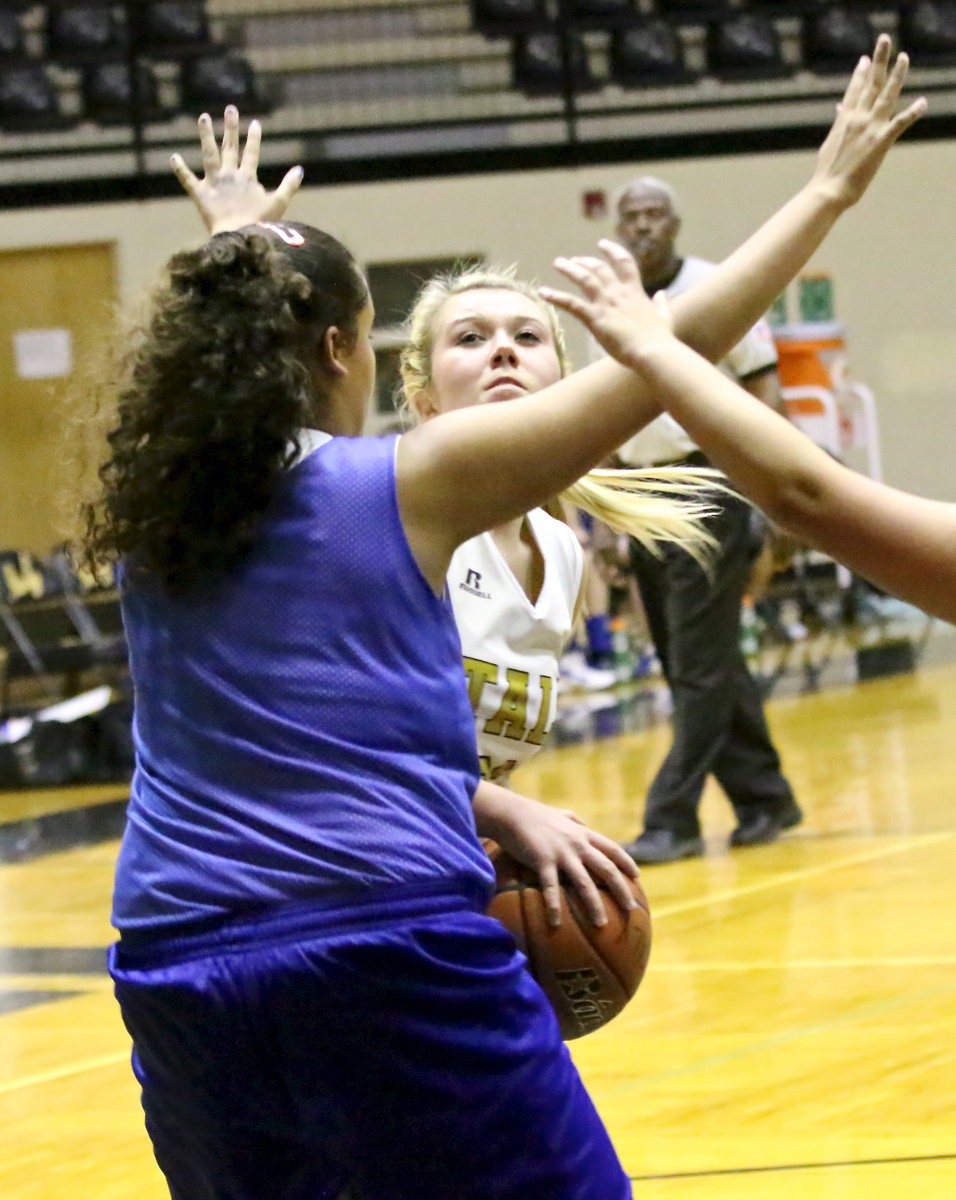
[483,668,529,742]
[1,554,45,602]
[462,656,497,711]
[524,673,554,746]
[478,755,519,782]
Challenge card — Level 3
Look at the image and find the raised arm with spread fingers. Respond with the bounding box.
[170,104,303,234]
[165,46,930,606]
[541,241,956,626]
[667,35,926,361]
[173,37,923,367]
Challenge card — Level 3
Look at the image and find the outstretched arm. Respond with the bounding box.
[668,36,926,363]
[170,104,303,234]
[396,36,926,594]
[542,243,956,625]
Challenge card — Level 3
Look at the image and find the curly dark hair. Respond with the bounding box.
[84,223,367,595]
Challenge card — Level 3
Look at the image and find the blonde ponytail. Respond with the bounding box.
[562,467,727,565]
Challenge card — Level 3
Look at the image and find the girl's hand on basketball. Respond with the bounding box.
[473,782,639,928]
[811,35,926,210]
[540,241,676,372]
[171,106,304,235]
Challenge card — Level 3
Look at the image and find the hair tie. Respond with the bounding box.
[258,222,305,247]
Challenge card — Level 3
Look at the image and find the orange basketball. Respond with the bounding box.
[485,843,651,1040]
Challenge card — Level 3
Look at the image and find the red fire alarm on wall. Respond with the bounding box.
[582,190,607,220]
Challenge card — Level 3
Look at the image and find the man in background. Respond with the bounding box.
[612,175,801,864]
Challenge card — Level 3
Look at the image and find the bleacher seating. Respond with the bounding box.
[0,548,126,718]
[181,51,274,113]
[0,3,954,208]
[81,60,169,123]
[706,13,790,80]
[0,63,65,131]
[900,0,956,65]
[609,19,692,87]
[45,4,127,63]
[0,544,131,787]
[129,1,214,56]
[0,1,269,142]
[0,9,27,60]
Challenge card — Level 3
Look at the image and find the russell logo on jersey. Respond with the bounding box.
[459,568,492,600]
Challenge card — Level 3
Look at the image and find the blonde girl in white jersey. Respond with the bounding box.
[400,269,718,780]
[400,268,719,922]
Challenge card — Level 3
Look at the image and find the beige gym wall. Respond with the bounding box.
[2,133,953,505]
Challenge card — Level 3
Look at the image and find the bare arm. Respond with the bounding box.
[742,366,785,415]
[397,358,663,588]
[543,245,956,625]
[627,355,956,623]
[397,39,924,588]
[172,68,925,596]
[668,36,925,363]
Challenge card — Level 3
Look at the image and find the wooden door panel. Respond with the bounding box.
[0,243,117,553]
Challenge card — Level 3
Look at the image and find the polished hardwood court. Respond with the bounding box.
[2,649,956,1198]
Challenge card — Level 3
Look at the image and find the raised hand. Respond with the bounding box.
[171,105,304,235]
[812,34,926,209]
[539,238,676,370]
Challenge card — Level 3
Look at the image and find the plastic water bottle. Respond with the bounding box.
[610,618,633,682]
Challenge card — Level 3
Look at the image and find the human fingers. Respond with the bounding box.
[551,255,620,301]
[857,91,928,193]
[538,282,593,324]
[239,117,261,177]
[220,104,241,170]
[596,867,638,917]
[886,95,928,142]
[170,153,201,201]
[859,34,891,109]
[571,253,622,290]
[577,843,639,917]
[653,290,674,331]
[550,257,605,302]
[837,53,870,114]
[561,855,608,927]
[197,112,219,178]
[597,237,641,282]
[537,862,564,928]
[264,165,305,219]
[587,831,640,880]
[874,49,910,118]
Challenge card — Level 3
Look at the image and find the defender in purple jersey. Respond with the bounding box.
[92,112,645,1200]
[86,52,920,1194]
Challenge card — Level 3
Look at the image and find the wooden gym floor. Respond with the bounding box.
[2,645,956,1197]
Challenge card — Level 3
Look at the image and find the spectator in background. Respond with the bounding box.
[608,175,801,864]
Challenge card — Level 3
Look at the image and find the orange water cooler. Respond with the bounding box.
[773,321,882,482]
[774,320,847,392]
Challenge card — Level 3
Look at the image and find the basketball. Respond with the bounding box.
[485,843,652,1040]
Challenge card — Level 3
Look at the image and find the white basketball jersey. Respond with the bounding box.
[449,508,583,783]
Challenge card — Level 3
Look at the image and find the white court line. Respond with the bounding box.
[0,1051,129,1098]
[649,957,956,971]
[3,836,954,1097]
[651,832,956,920]
[0,974,113,991]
